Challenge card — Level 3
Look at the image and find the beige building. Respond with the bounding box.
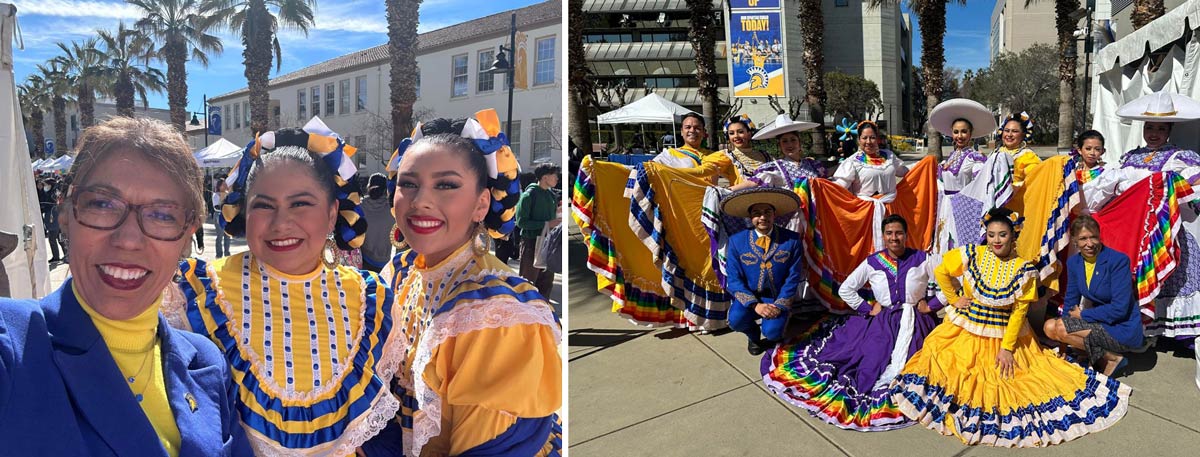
[208,0,561,175]
[990,0,1057,62]
[27,101,170,157]
[1104,0,1189,40]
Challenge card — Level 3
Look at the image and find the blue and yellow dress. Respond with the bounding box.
[890,245,1130,447]
[386,241,562,456]
[173,254,399,455]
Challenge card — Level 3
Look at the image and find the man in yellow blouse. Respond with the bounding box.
[653,113,713,168]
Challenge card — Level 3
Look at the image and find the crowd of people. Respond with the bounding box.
[0,111,562,456]
[571,90,1200,447]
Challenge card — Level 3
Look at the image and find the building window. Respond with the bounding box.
[311,86,321,116]
[295,90,305,120]
[234,103,241,129]
[325,83,336,115]
[531,117,553,162]
[339,80,350,114]
[534,37,556,86]
[452,54,469,98]
[506,120,521,158]
[356,76,368,112]
[224,105,230,127]
[477,49,495,93]
[354,135,367,166]
[416,69,421,99]
[70,115,77,130]
[243,101,250,127]
[835,0,848,6]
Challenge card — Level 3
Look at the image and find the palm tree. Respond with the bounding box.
[1130,0,1165,31]
[130,0,225,132]
[19,78,51,158]
[685,0,720,147]
[204,0,316,134]
[97,23,167,117]
[36,62,72,154]
[387,0,421,145]
[1048,0,1081,148]
[567,0,593,151]
[796,0,828,157]
[54,38,105,129]
[871,0,965,159]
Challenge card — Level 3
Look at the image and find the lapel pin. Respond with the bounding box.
[185,392,198,412]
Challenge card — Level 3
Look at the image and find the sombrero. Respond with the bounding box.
[929,98,996,138]
[1116,91,1200,123]
[720,187,801,218]
[752,113,819,140]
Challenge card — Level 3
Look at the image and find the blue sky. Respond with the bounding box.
[906,1,996,73]
[11,0,544,114]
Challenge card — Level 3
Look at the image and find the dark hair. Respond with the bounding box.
[858,121,881,140]
[777,131,802,143]
[1070,214,1101,238]
[367,173,387,199]
[1075,130,1105,149]
[952,118,973,132]
[534,163,560,180]
[984,207,1018,233]
[680,112,706,127]
[1003,117,1027,134]
[409,132,489,192]
[725,117,751,134]
[881,214,908,232]
[246,146,338,204]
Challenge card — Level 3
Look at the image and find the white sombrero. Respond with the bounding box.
[720,187,801,218]
[1116,91,1200,123]
[929,98,996,138]
[752,114,820,140]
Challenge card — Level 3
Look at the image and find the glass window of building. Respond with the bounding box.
[298,90,306,120]
[234,103,242,129]
[452,54,469,97]
[325,83,336,115]
[311,86,321,116]
[243,101,249,127]
[478,49,495,93]
[339,79,350,114]
[507,120,521,158]
[356,76,368,112]
[531,117,553,161]
[535,37,555,86]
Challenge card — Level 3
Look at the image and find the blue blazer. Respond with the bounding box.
[1064,247,1144,348]
[0,279,250,456]
[725,226,804,310]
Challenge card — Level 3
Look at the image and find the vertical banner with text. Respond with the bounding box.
[728,2,786,98]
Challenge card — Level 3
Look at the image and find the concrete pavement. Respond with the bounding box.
[566,229,1200,456]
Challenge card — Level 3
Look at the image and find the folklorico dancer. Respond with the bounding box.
[652,112,712,168]
[168,124,401,455]
[384,109,562,456]
[928,98,994,194]
[993,112,1042,187]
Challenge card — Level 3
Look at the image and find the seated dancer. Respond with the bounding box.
[763,215,940,431]
[1044,215,1142,377]
[928,98,994,194]
[891,208,1130,448]
[652,112,712,168]
[721,188,805,355]
[1072,130,1123,213]
[385,110,562,456]
[172,127,400,454]
[994,112,1042,187]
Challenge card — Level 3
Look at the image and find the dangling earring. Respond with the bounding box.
[473,221,489,255]
[390,223,407,250]
[322,236,339,270]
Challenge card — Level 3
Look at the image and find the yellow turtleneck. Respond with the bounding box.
[1083,253,1097,288]
[75,287,180,457]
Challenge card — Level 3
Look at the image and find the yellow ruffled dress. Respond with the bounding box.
[386,242,562,457]
[890,245,1130,447]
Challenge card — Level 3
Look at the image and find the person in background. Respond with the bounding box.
[211,180,231,258]
[360,173,394,273]
[516,163,562,296]
[39,176,66,263]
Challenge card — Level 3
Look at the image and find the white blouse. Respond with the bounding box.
[832,150,908,197]
[837,252,937,313]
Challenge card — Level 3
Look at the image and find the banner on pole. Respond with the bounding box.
[728,11,786,97]
[208,106,222,135]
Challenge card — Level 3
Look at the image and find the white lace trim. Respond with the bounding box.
[408,296,561,457]
[243,387,401,456]
[161,280,191,331]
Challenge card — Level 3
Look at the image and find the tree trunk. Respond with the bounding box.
[686,0,720,148]
[244,0,273,135]
[1130,0,1166,31]
[166,38,189,133]
[1056,0,1080,149]
[798,0,827,157]
[77,84,95,128]
[388,0,421,146]
[52,96,67,152]
[918,2,947,159]
[31,109,45,157]
[566,0,593,153]
[115,72,135,117]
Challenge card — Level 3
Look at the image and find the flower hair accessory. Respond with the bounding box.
[982,210,1024,232]
[997,111,1034,142]
[836,118,858,141]
[386,108,521,241]
[220,128,367,250]
[724,113,758,134]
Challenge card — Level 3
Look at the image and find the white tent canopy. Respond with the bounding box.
[1092,0,1200,164]
[193,138,243,168]
[1,3,50,298]
[596,92,696,125]
[36,154,72,172]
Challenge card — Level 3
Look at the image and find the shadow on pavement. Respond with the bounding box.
[568,328,653,362]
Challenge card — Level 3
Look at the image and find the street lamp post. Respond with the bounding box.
[189,94,210,147]
[488,13,518,140]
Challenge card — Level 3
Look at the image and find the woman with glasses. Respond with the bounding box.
[0,117,249,455]
[170,129,401,455]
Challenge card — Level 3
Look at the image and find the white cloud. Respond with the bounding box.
[12,0,141,20]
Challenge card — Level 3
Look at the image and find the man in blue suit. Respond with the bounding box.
[721,187,805,355]
[1044,215,1143,377]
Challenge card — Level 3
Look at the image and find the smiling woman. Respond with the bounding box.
[0,116,250,455]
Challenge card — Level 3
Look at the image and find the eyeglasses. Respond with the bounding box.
[71,188,196,241]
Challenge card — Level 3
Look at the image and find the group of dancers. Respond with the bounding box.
[571,91,1200,447]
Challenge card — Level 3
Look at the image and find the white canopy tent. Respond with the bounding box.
[597,93,697,151]
[0,3,50,298]
[192,138,242,168]
[36,154,73,172]
[1092,0,1200,164]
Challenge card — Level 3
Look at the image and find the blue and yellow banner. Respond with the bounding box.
[729,0,780,8]
[729,11,785,97]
